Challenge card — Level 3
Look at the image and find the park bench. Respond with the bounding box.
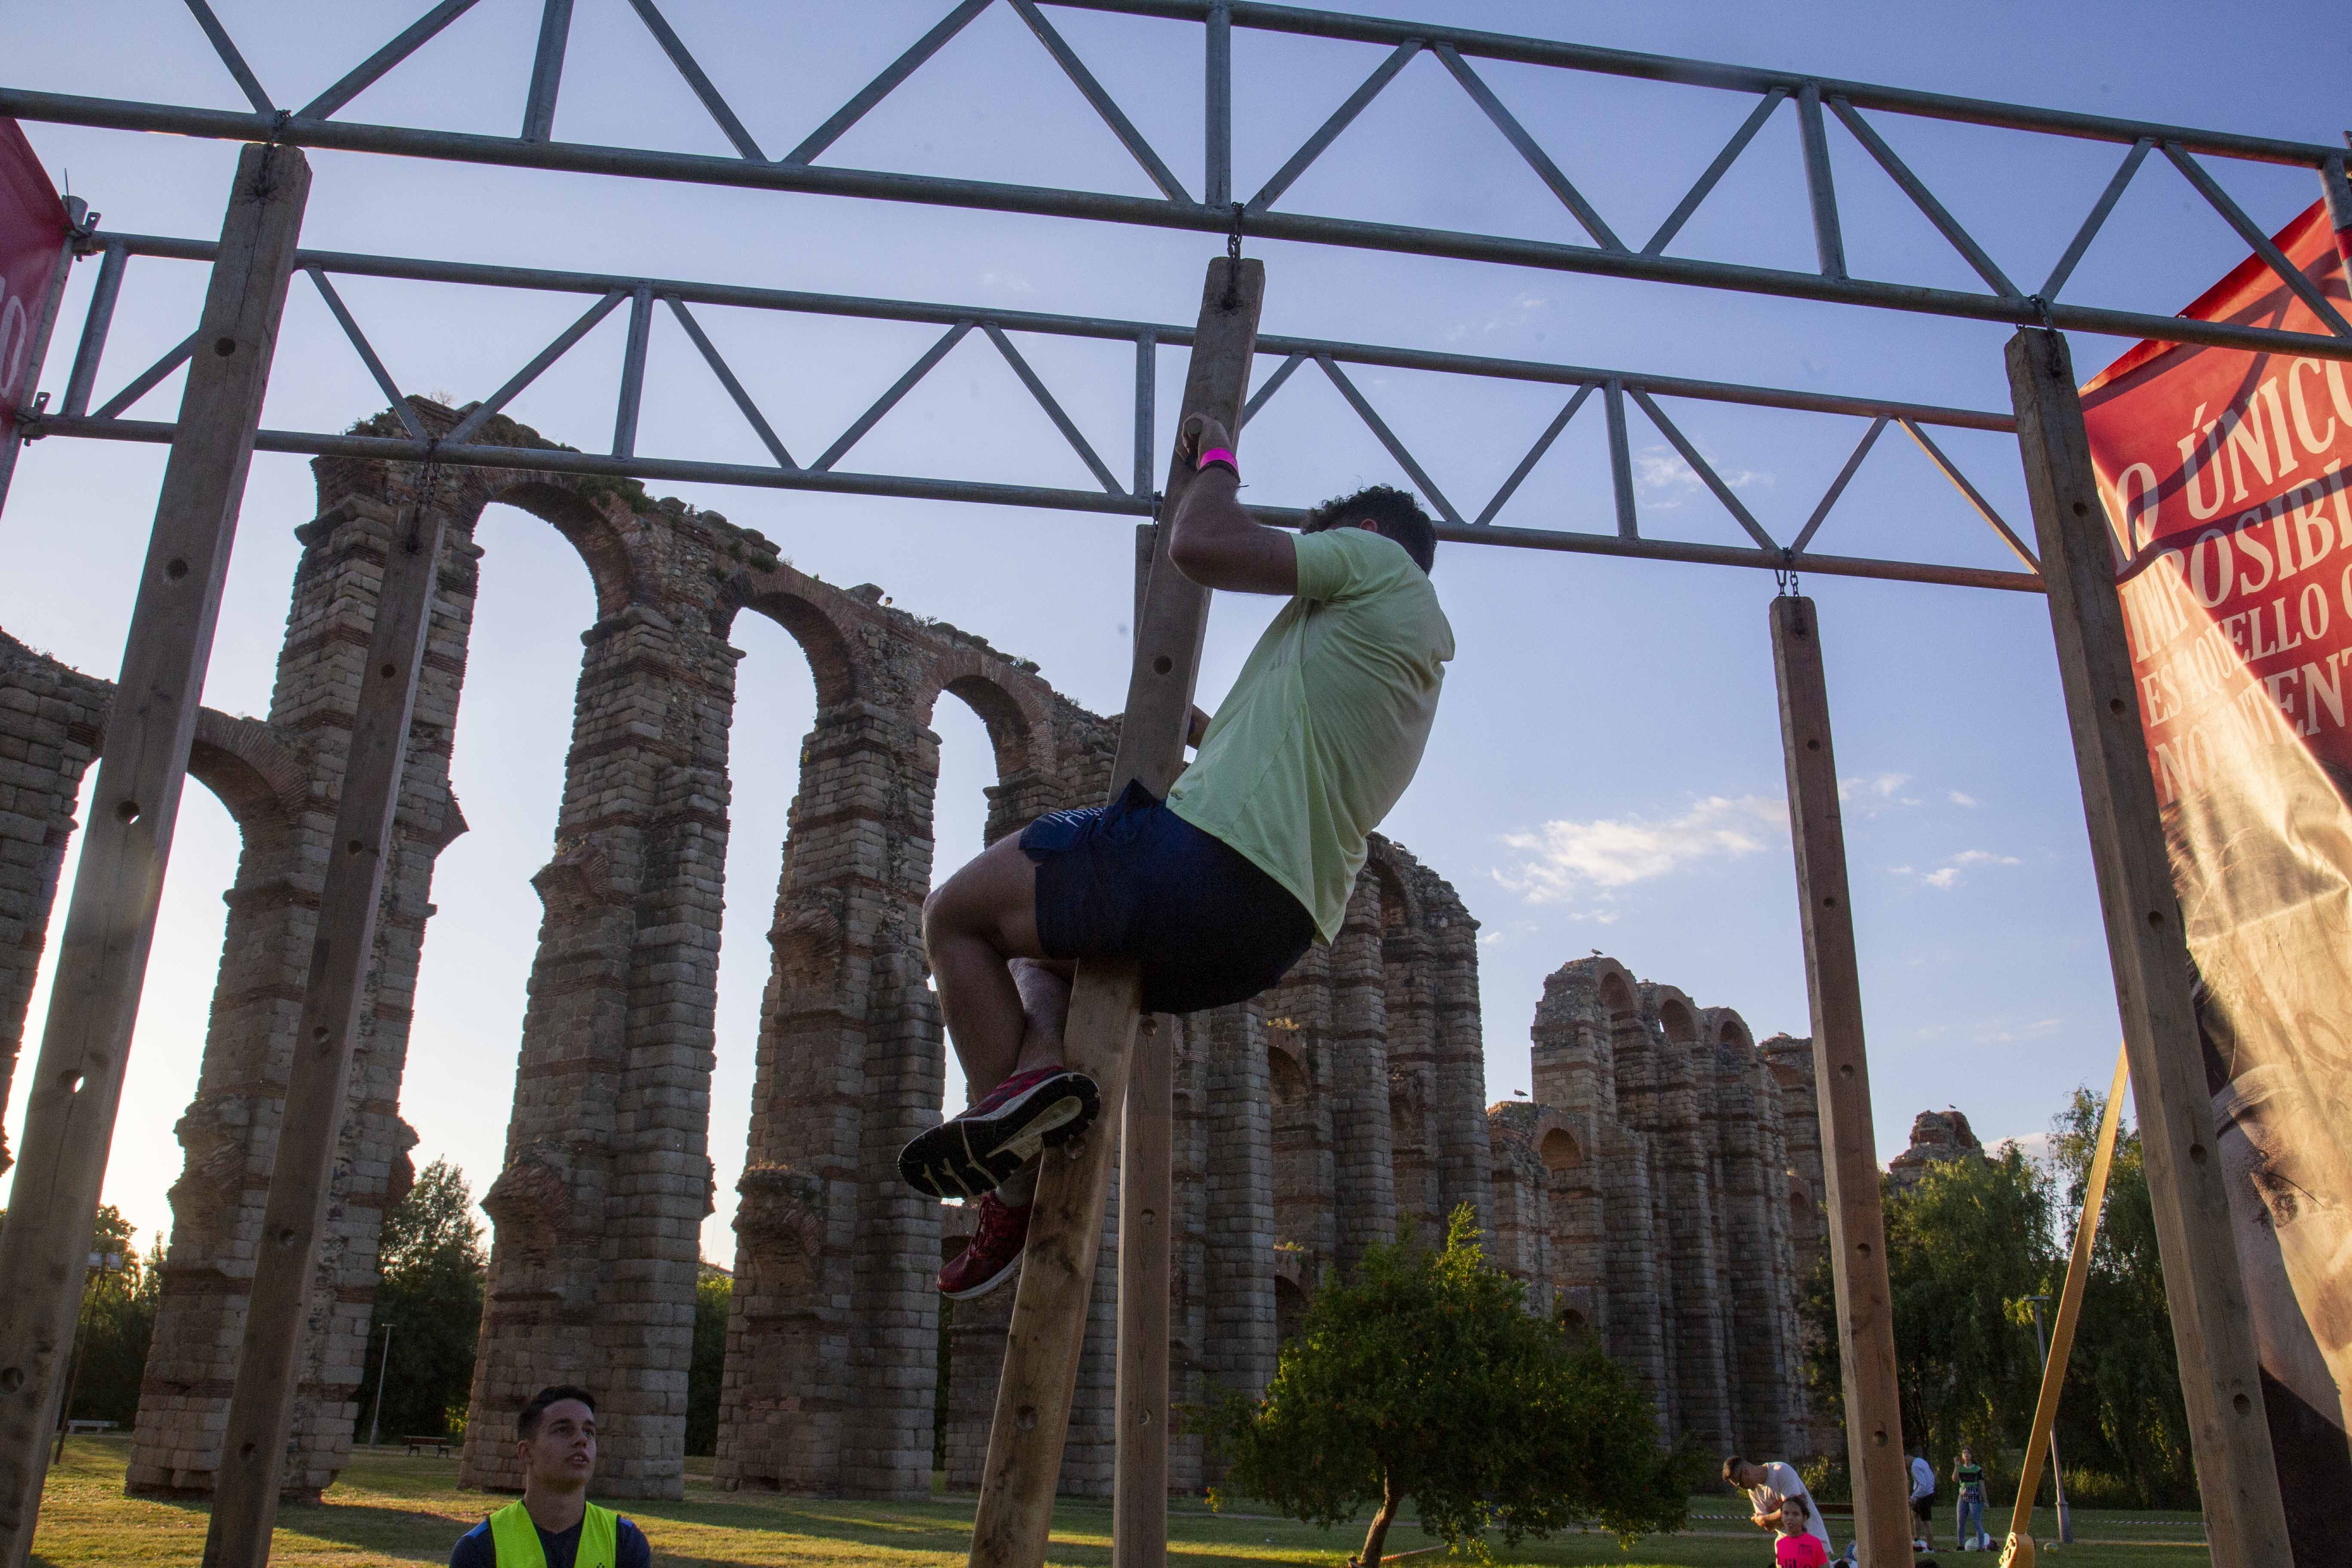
[403,1436,453,1457]
[63,1421,113,1437]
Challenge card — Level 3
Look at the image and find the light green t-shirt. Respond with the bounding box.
[1166,527,1453,944]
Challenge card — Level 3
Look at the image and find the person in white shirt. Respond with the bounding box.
[1908,1449,1937,1550]
[1725,1455,1834,1561]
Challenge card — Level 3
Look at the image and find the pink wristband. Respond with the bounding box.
[1196,447,1238,477]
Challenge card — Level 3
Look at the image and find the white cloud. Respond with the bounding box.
[1495,795,1785,905]
[1479,931,1506,946]
[1629,442,1772,510]
[1992,1131,2055,1164]
[1949,790,1978,807]
[1839,771,1911,802]
[1895,848,2021,890]
[1981,1017,2062,1042]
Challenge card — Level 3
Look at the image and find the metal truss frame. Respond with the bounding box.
[3,0,2350,366]
[28,227,2041,591]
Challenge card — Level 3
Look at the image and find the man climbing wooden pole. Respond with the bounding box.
[908,245,1456,1568]
[961,254,1262,1568]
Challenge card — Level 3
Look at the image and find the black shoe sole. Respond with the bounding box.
[898,1072,1100,1200]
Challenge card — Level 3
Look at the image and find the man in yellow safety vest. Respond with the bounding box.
[448,1386,651,1568]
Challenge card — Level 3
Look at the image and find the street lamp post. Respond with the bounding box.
[366,1322,395,1450]
[2025,1294,2074,1545]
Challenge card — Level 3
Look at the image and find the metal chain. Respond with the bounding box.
[1774,552,1799,598]
[1220,201,1245,309]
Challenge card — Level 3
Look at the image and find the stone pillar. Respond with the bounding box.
[464,563,738,1501]
[1379,903,1439,1241]
[1712,1044,1789,1452]
[1425,902,1491,1236]
[130,471,471,1498]
[1599,1124,1669,1427]
[1198,998,1274,1478]
[1644,995,1733,1452]
[712,696,934,1498]
[0,635,105,1180]
[1327,876,1392,1273]
[1265,946,1333,1275]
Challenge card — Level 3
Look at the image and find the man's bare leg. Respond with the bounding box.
[993,959,1073,1207]
[922,833,1051,1096]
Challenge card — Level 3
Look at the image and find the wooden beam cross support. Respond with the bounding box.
[2005,326,2290,1568]
[1770,594,1912,1568]
[968,254,1263,1568]
[0,142,310,1568]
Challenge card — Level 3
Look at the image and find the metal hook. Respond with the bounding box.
[1220,202,1245,309]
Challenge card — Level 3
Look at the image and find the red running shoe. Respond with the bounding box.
[897,1065,1099,1199]
[938,1191,1031,1299]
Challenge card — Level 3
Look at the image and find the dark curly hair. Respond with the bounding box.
[518,1384,597,1441]
[1302,483,1437,574]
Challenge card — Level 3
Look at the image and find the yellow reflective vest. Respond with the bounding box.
[487,1500,618,1568]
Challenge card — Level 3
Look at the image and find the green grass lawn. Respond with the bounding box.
[30,1439,2208,1566]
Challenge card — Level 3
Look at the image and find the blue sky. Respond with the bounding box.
[3,1,2344,1262]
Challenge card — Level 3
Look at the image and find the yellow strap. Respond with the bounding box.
[487,1500,619,1568]
[2001,1044,2128,1568]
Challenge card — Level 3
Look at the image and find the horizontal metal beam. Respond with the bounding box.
[24,411,2043,592]
[12,92,2349,362]
[1045,1,2338,168]
[87,229,2020,430]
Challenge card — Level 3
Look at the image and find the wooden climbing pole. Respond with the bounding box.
[967,253,1262,1568]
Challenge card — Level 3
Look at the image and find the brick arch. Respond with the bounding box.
[184,710,305,850]
[1704,1007,1756,1056]
[923,662,1058,789]
[481,478,641,621]
[726,584,862,712]
[1649,985,1700,1045]
[1364,838,1420,929]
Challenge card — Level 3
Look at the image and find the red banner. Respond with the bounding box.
[2080,201,2352,1561]
[0,118,68,443]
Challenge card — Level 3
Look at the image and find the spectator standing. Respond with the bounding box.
[1725,1455,1834,1563]
[1952,1446,1988,1550]
[1909,1448,1938,1550]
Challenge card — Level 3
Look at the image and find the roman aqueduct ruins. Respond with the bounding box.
[0,408,1831,1499]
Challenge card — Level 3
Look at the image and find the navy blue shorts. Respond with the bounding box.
[1020,780,1315,1015]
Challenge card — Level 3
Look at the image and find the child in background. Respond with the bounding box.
[1774,1493,1831,1568]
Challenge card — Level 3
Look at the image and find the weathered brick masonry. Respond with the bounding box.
[0,399,1836,1504]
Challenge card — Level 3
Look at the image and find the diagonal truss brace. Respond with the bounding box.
[2164,144,2352,338]
[445,288,626,445]
[1315,354,1461,524]
[306,267,429,441]
[812,320,973,471]
[1626,386,1779,551]
[1434,45,1623,252]
[1250,39,1422,215]
[92,331,199,422]
[2040,138,2152,302]
[1644,89,1787,257]
[181,0,274,114]
[1010,0,1192,202]
[624,0,766,161]
[787,0,995,166]
[666,297,797,469]
[1900,417,2040,571]
[1789,415,1886,554]
[1829,97,2019,298]
[301,0,487,121]
[983,322,1124,493]
[1475,383,1592,526]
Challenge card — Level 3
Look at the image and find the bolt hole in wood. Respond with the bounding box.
[276,1228,297,1247]
[1806,738,1821,751]
[164,558,188,581]
[1152,655,1173,674]
[347,838,365,855]
[311,1026,329,1042]
[2148,910,2165,927]
[212,336,237,357]
[57,1069,83,1093]
[2235,1393,2253,1414]
[2110,698,2126,715]
[2191,1143,2209,1164]
[380,662,397,679]
[1822,895,1838,908]
[0,1369,22,1392]
[1016,1407,1037,1433]
[114,800,140,824]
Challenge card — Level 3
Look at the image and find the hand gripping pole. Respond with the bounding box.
[967,254,1263,1568]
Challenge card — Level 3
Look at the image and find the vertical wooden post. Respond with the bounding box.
[1769,594,1910,1568]
[202,480,450,1566]
[0,142,309,1568]
[1113,1017,1173,1568]
[968,254,1261,1568]
[2005,326,2291,1568]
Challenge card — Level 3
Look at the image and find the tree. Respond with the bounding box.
[686,1264,731,1457]
[0,1204,161,1430]
[356,1158,486,1442]
[1198,1207,1691,1566]
[2047,1087,2195,1507]
[1802,1145,2059,1486]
